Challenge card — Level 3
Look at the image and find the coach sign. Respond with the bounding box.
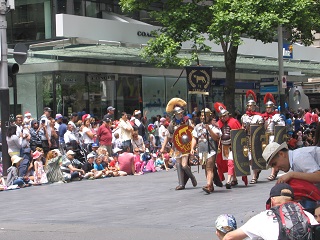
[186,66,212,95]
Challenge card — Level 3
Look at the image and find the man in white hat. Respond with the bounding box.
[262,141,320,185]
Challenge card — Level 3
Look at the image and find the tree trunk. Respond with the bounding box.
[223,45,238,115]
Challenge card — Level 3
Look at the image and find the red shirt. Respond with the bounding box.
[97,124,112,146]
[304,112,312,125]
[312,114,319,123]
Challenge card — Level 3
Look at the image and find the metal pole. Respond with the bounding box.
[277,25,286,114]
[0,0,10,176]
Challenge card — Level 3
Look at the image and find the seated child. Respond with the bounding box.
[94,154,113,177]
[215,214,237,240]
[109,153,126,176]
[133,147,145,175]
[144,153,156,173]
[155,152,168,171]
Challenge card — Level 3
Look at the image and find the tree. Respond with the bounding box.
[119,0,320,114]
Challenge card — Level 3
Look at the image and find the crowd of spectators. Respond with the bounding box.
[0,105,320,190]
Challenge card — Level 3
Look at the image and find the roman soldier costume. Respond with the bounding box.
[261,93,285,181]
[215,102,247,188]
[241,90,264,184]
[161,98,197,190]
[191,108,221,194]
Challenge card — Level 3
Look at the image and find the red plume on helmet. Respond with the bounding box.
[214,102,229,116]
[263,93,276,104]
[246,90,257,102]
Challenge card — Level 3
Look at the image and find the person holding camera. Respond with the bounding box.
[38,107,53,155]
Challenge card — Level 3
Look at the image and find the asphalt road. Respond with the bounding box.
[0,167,277,240]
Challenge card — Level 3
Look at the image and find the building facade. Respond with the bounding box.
[6,0,320,120]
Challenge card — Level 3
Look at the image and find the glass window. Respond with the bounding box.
[116,75,141,116]
[57,72,86,117]
[142,76,166,117]
[7,0,51,43]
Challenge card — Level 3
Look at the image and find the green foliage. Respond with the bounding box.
[120,0,320,67]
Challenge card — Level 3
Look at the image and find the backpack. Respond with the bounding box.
[271,201,312,240]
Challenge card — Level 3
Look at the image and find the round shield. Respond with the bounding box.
[172,125,193,154]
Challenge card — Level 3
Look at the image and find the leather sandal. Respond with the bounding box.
[250,178,257,184]
[267,174,276,181]
[202,184,214,194]
[226,182,232,189]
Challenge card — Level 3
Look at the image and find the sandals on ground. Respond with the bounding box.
[267,174,276,181]
[250,178,257,184]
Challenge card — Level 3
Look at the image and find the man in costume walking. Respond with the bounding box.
[215,102,248,189]
[241,90,264,184]
[161,98,197,190]
[261,93,285,181]
[190,108,221,193]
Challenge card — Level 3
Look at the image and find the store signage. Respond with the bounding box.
[283,43,293,59]
[137,31,153,37]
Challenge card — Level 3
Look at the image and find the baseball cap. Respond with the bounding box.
[107,106,115,111]
[55,113,63,120]
[215,214,237,234]
[113,147,123,154]
[160,117,166,122]
[262,142,288,168]
[266,183,294,208]
[87,153,95,159]
[103,117,111,122]
[44,107,52,112]
[92,143,99,148]
[24,111,32,117]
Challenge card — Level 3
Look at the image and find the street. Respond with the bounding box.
[0,167,276,240]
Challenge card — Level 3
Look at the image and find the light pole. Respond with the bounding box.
[277,25,286,114]
[0,0,13,175]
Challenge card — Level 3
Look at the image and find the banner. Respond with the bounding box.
[186,66,212,95]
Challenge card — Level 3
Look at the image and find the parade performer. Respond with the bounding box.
[241,90,264,184]
[261,93,285,181]
[190,108,221,194]
[160,98,197,190]
[214,102,247,189]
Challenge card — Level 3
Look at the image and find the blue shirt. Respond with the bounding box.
[58,123,67,143]
[94,163,104,171]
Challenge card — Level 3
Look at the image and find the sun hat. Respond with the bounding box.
[215,214,237,234]
[262,142,288,168]
[66,150,76,155]
[11,155,23,165]
[32,150,43,159]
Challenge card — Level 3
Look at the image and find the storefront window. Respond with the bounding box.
[142,76,165,118]
[7,0,51,43]
[57,73,86,117]
[166,77,187,110]
[116,75,141,116]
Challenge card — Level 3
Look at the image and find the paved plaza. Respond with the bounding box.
[0,167,277,240]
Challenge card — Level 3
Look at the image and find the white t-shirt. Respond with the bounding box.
[240,208,318,240]
[82,126,94,144]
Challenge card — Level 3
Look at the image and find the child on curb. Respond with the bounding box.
[33,150,48,185]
